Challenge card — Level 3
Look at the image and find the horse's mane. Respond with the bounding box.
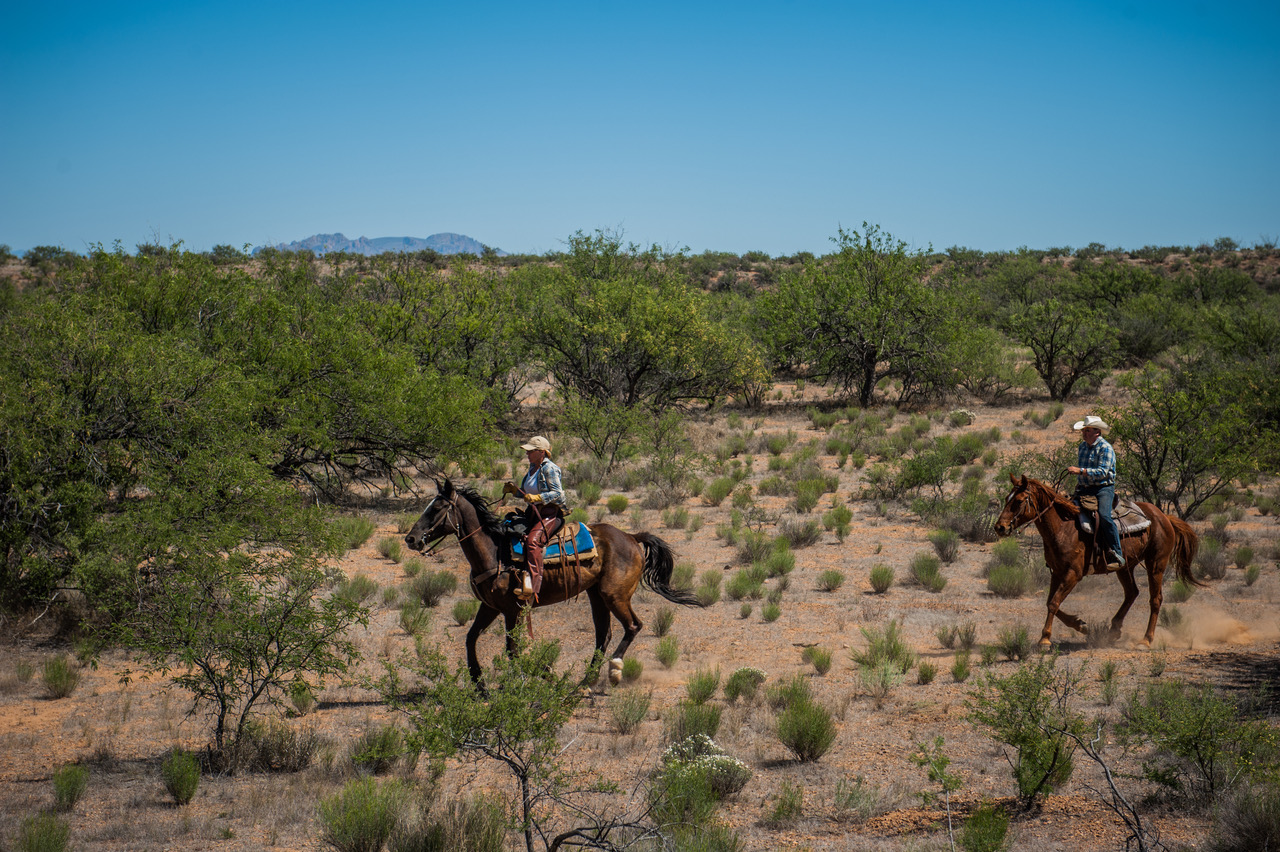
[1023,477,1080,516]
[450,484,508,539]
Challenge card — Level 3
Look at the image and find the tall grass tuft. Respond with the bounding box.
[42,655,79,699]
[18,813,70,852]
[869,563,894,593]
[655,635,679,669]
[52,763,88,812]
[161,748,201,805]
[333,515,377,551]
[927,529,960,563]
[319,776,406,852]
[909,552,947,592]
[609,688,651,734]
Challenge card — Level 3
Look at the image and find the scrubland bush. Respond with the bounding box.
[817,569,845,592]
[869,563,894,593]
[777,697,837,762]
[319,776,405,852]
[333,515,377,550]
[606,494,629,514]
[52,763,88,812]
[723,667,766,704]
[412,570,457,607]
[652,605,676,637]
[909,552,946,592]
[702,478,735,507]
[665,700,722,743]
[621,657,643,682]
[801,645,833,675]
[609,688,651,734]
[351,724,414,775]
[762,602,781,622]
[686,667,721,704]
[451,598,479,625]
[377,537,403,563]
[42,655,79,699]
[656,635,679,668]
[928,528,960,563]
[18,813,71,852]
[988,563,1033,598]
[161,748,201,805]
[696,572,722,606]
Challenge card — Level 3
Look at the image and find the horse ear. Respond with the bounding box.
[1009,473,1020,486]
[1019,474,1028,487]
[440,477,455,497]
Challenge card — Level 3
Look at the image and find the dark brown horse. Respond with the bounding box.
[404,478,704,684]
[994,474,1200,648]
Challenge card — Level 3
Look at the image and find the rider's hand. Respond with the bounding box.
[524,493,543,504]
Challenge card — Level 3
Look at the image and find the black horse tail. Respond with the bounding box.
[634,532,705,608]
[1169,516,1204,587]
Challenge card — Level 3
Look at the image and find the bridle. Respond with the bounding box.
[1001,484,1058,535]
[417,492,487,555]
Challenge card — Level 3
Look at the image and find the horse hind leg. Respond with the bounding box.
[1109,566,1141,644]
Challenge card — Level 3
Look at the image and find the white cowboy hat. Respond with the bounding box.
[1072,415,1110,433]
[520,435,552,455]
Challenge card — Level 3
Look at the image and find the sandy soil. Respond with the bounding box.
[1,389,1277,851]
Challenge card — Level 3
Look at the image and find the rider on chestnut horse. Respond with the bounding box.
[1066,415,1125,570]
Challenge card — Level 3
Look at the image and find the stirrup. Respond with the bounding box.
[516,571,534,600]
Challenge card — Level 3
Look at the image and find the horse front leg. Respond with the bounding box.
[1041,568,1084,648]
[466,603,502,687]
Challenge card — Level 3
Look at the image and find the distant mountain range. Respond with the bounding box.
[261,232,501,256]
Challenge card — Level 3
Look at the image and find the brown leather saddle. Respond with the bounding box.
[1075,495,1151,535]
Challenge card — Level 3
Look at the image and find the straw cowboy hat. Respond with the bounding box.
[520,435,552,455]
[1072,416,1110,433]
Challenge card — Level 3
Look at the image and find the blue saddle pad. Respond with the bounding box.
[512,523,596,561]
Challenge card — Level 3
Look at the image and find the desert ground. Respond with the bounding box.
[1,383,1277,851]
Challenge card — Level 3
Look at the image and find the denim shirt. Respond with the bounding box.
[521,458,566,507]
[1076,437,1117,488]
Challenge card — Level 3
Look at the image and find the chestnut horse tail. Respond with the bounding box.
[1168,516,1204,587]
[634,532,705,608]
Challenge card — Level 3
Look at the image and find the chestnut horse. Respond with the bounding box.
[403,478,704,685]
[994,474,1200,648]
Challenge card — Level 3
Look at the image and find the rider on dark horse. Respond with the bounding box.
[1066,415,1125,570]
[511,435,566,601]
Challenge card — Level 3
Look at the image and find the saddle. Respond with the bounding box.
[1074,495,1151,535]
[509,520,597,566]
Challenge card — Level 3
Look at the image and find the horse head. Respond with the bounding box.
[994,474,1034,537]
[404,477,462,552]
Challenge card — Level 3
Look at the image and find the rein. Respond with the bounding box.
[1007,483,1066,534]
[421,494,489,552]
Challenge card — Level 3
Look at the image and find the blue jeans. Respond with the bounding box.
[1078,483,1123,563]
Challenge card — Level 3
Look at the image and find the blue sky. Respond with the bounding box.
[3,1,1277,256]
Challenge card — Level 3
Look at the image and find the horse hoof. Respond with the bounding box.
[1038,639,1052,650]
[608,658,623,685]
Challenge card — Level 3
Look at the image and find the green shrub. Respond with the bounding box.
[606,494,629,514]
[351,724,413,775]
[952,651,972,683]
[777,699,837,762]
[289,680,317,716]
[852,620,916,673]
[960,801,1010,852]
[412,570,457,607]
[609,688,651,734]
[652,606,676,637]
[333,515,377,550]
[990,536,1023,568]
[1118,679,1280,803]
[909,552,946,592]
[696,573,723,606]
[240,717,322,773]
[578,481,603,506]
[338,573,379,604]
[17,813,70,852]
[621,657,643,682]
[663,506,690,529]
[402,557,423,578]
[869,563,894,593]
[1197,538,1229,580]
[723,667,766,703]
[928,529,960,563]
[860,662,902,708]
[988,563,1032,598]
[761,602,781,622]
[917,661,937,685]
[665,699,722,743]
[739,602,752,619]
[52,763,88,812]
[1233,545,1254,570]
[42,656,79,699]
[702,478,735,507]
[377,537,403,563]
[1244,564,1261,586]
[686,667,721,704]
[735,530,772,564]
[822,504,853,541]
[655,635,679,669]
[161,748,201,805]
[765,674,813,711]
[319,776,406,852]
[996,624,1033,661]
[1167,578,1196,603]
[817,569,845,592]
[724,569,763,601]
[801,645,833,675]
[671,561,697,591]
[764,545,796,577]
[451,598,479,626]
